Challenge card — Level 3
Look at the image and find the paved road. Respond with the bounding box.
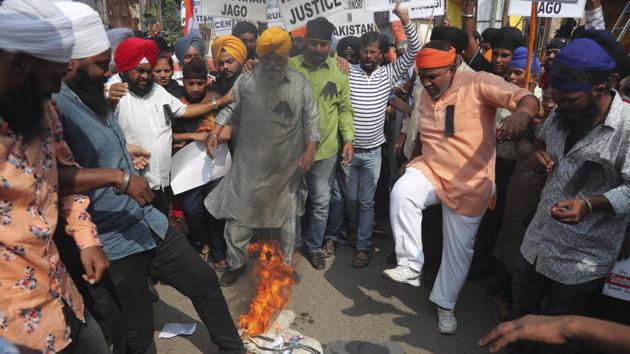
[153,237,499,353]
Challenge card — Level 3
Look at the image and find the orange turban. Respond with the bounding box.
[256,27,291,58]
[211,35,247,65]
[415,47,456,69]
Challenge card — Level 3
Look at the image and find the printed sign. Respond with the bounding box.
[213,3,286,37]
[389,0,443,20]
[267,5,287,29]
[278,0,346,31]
[180,0,212,26]
[326,0,376,36]
[201,0,268,22]
[603,258,630,301]
[509,0,587,18]
[364,0,436,12]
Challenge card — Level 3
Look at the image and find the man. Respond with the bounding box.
[211,35,247,96]
[232,21,259,60]
[469,25,526,280]
[384,40,539,334]
[112,37,229,216]
[337,36,361,64]
[490,26,524,79]
[508,47,542,91]
[344,2,420,268]
[288,17,354,270]
[206,27,320,287]
[539,37,569,89]
[511,38,630,353]
[0,1,110,353]
[53,22,243,354]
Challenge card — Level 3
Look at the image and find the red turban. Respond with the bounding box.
[114,37,158,73]
[415,47,456,69]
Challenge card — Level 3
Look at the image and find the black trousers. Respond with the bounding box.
[58,305,110,354]
[151,188,170,218]
[510,253,604,353]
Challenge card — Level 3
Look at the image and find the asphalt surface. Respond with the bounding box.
[152,237,499,354]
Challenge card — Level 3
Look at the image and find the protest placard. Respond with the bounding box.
[509,0,587,18]
[267,4,287,29]
[278,0,346,31]
[364,0,436,12]
[201,0,268,22]
[180,0,212,26]
[388,0,443,20]
[326,0,376,36]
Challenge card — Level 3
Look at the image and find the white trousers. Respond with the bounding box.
[389,167,486,309]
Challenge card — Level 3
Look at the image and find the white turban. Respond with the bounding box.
[55,1,110,59]
[0,0,75,63]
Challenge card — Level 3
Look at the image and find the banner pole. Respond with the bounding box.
[524,0,537,89]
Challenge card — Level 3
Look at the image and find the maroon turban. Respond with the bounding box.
[114,37,158,73]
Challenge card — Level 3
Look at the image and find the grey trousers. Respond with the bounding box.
[225,214,299,270]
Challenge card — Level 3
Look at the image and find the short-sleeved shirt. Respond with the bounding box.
[54,83,169,261]
[408,71,532,216]
[521,92,630,284]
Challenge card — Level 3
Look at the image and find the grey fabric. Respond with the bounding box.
[325,341,405,354]
[205,67,320,228]
[224,213,299,269]
[174,34,204,64]
[521,92,630,284]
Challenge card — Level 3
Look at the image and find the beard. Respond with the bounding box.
[120,72,154,97]
[0,70,45,142]
[66,65,109,117]
[556,98,601,137]
[305,50,327,67]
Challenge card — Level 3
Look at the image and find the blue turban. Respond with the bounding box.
[509,47,541,75]
[550,38,616,92]
[174,34,204,64]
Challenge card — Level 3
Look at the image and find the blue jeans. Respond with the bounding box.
[304,154,338,253]
[341,147,382,251]
[325,166,346,242]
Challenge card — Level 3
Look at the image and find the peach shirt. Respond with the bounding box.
[408,71,531,216]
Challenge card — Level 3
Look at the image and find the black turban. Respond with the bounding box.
[182,56,207,80]
[337,36,361,56]
[481,28,497,44]
[430,26,468,53]
[232,21,258,39]
[306,17,335,41]
[491,27,524,52]
[577,29,630,78]
[546,37,569,51]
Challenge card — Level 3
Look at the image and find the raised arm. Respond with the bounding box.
[387,1,421,85]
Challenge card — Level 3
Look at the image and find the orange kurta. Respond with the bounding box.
[408,71,531,217]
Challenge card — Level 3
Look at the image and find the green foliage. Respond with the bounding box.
[162,0,183,46]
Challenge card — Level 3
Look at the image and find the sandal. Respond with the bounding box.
[200,245,211,263]
[322,239,336,258]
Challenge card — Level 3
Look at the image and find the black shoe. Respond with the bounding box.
[219,264,247,287]
[305,252,325,270]
[148,280,160,302]
[352,250,371,268]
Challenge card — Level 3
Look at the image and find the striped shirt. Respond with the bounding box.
[348,22,420,149]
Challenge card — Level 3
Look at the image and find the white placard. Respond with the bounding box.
[267,5,287,29]
[602,258,630,301]
[327,0,376,37]
[404,0,444,19]
[181,0,212,26]
[170,142,231,195]
[201,0,268,22]
[278,0,346,31]
[509,0,586,18]
[364,0,436,12]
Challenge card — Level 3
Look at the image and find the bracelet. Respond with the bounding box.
[211,98,218,108]
[461,12,475,18]
[114,169,131,195]
[581,197,593,214]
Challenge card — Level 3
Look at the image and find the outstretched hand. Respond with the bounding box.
[392,0,411,25]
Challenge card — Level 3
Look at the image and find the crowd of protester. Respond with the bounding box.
[1,0,630,353]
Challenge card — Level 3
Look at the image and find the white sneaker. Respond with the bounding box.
[437,306,457,334]
[382,265,421,287]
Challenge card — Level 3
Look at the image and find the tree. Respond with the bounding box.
[161,0,183,46]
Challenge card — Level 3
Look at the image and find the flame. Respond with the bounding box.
[239,241,295,337]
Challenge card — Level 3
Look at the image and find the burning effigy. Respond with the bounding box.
[239,242,323,354]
